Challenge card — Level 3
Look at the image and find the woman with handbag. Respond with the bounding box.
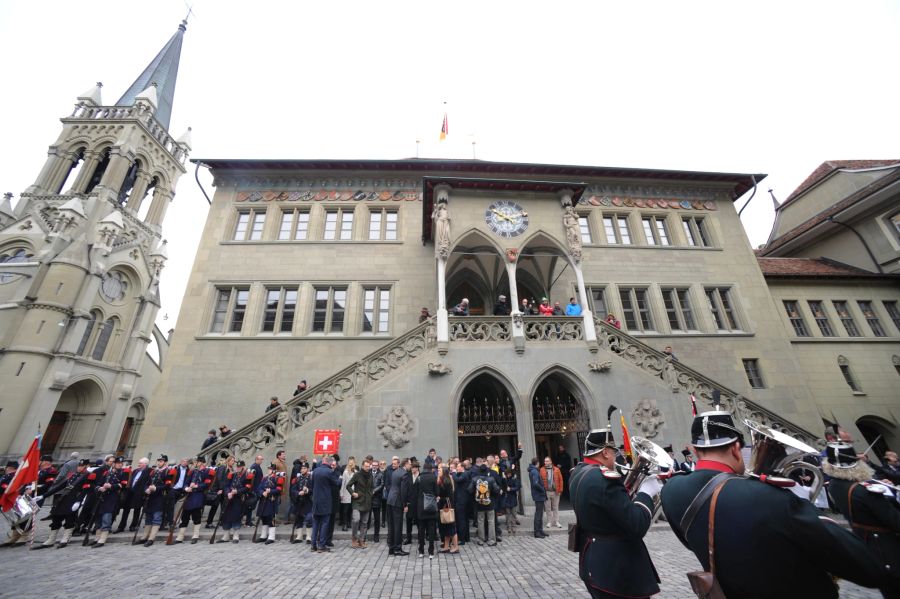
[437,465,459,554]
[416,462,440,558]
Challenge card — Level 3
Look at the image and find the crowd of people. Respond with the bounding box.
[451,295,591,319]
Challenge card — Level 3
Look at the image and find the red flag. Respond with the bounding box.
[0,435,40,512]
[440,112,448,141]
[620,412,632,459]
[690,393,698,417]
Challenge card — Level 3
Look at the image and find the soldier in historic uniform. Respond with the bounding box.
[218,459,254,544]
[173,455,214,544]
[824,432,900,598]
[660,409,887,598]
[135,455,172,547]
[74,455,112,536]
[35,455,57,508]
[34,458,91,549]
[290,463,312,543]
[89,456,128,548]
[570,425,663,599]
[255,464,284,545]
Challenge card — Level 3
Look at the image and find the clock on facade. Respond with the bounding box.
[100,271,128,303]
[484,200,529,238]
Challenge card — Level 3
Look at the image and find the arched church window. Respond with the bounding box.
[0,248,34,283]
[57,148,86,193]
[136,176,158,221]
[91,317,117,361]
[117,160,141,205]
[85,148,111,194]
[77,311,99,356]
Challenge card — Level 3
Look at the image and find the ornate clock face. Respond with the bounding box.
[100,272,127,303]
[484,200,529,238]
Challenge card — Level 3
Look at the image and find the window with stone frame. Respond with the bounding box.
[832,300,861,337]
[662,287,696,331]
[312,286,347,333]
[368,209,399,241]
[586,286,608,316]
[77,311,100,355]
[837,355,862,393]
[884,301,900,333]
[578,215,593,244]
[362,286,391,334]
[619,287,654,332]
[324,209,354,240]
[857,301,887,337]
[705,287,740,331]
[278,209,310,240]
[806,300,835,336]
[641,215,671,246]
[233,209,266,241]
[209,286,250,333]
[261,286,299,333]
[682,216,711,247]
[91,317,118,361]
[783,300,810,337]
[0,247,35,283]
[742,358,765,388]
[602,214,632,245]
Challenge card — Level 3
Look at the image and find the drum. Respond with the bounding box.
[3,496,35,530]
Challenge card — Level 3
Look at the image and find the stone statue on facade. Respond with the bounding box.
[631,398,665,439]
[377,406,414,448]
[432,199,451,259]
[274,405,291,444]
[427,362,452,375]
[562,205,583,262]
[588,360,612,373]
[354,360,368,396]
[663,355,680,392]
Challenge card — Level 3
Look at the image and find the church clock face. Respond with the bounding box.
[484,200,529,238]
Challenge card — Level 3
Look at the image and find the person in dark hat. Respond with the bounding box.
[34,458,91,549]
[254,464,285,545]
[89,455,128,548]
[569,414,664,599]
[0,461,19,492]
[218,459,254,543]
[662,445,680,473]
[679,448,695,473]
[493,294,510,316]
[35,455,57,508]
[823,433,900,597]
[135,455,171,547]
[660,410,887,598]
[174,456,214,544]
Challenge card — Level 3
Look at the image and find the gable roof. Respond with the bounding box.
[757,257,894,279]
[781,160,900,207]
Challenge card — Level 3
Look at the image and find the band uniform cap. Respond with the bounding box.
[681,449,692,457]
[584,427,615,456]
[195,455,207,463]
[662,445,673,453]
[691,410,745,448]
[499,295,506,300]
[113,456,124,463]
[157,454,169,462]
[236,460,246,467]
[79,459,92,466]
[5,460,19,469]
[825,442,859,468]
[41,454,53,462]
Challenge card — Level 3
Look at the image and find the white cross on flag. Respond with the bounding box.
[313,429,341,456]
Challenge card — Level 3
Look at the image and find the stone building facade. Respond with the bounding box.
[0,22,189,462]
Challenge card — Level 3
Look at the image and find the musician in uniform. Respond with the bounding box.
[174,455,214,544]
[824,432,900,598]
[255,464,284,545]
[35,458,91,549]
[218,459,254,544]
[135,455,172,547]
[35,455,57,508]
[90,455,128,548]
[290,463,312,543]
[570,425,663,599]
[74,455,112,536]
[660,409,887,598]
[0,461,25,547]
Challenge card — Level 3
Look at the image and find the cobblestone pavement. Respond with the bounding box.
[0,515,880,598]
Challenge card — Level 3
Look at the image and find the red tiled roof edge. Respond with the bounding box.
[781,160,900,207]
[757,257,897,279]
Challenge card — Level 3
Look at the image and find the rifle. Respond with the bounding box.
[252,516,261,543]
[166,492,187,545]
[289,495,300,543]
[210,494,232,545]
[81,489,104,547]
[131,492,149,545]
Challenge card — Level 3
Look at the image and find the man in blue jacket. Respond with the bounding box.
[309,456,340,552]
[527,457,548,538]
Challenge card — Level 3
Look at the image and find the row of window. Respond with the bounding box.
[579,213,712,247]
[586,284,741,334]
[210,284,392,336]
[782,299,900,338]
[76,312,119,361]
[233,208,399,242]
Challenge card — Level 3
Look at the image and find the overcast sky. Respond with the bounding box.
[1,1,899,332]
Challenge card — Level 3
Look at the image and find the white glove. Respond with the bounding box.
[637,475,663,499]
[34,495,44,503]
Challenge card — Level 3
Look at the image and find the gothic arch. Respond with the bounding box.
[526,364,594,413]
[46,378,107,459]
[515,229,572,265]
[104,262,146,294]
[855,415,897,463]
[449,227,505,256]
[451,365,522,415]
[453,366,524,458]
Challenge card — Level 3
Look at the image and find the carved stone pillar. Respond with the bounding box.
[434,185,451,355]
[126,170,153,213]
[29,148,69,194]
[96,148,134,195]
[572,261,598,350]
[506,260,525,354]
[145,187,174,226]
[68,150,101,194]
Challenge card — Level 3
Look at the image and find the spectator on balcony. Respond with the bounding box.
[219,425,233,438]
[538,297,553,316]
[663,345,678,362]
[451,298,469,316]
[419,307,432,323]
[605,313,622,329]
[293,380,308,397]
[201,430,218,450]
[493,295,511,316]
[552,301,564,316]
[266,396,281,413]
[565,297,583,317]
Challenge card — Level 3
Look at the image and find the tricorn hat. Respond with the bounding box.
[681,449,692,457]
[690,410,745,448]
[195,455,207,463]
[663,445,673,453]
[236,460,246,467]
[113,456,124,463]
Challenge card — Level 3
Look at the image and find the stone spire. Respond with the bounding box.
[115,20,187,130]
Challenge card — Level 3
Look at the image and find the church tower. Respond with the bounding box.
[0,21,191,461]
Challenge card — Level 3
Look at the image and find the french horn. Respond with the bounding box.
[743,418,824,501]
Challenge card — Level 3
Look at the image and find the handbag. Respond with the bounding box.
[422,492,438,515]
[685,478,733,599]
[440,505,455,524]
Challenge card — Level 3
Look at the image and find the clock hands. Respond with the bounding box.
[491,208,514,222]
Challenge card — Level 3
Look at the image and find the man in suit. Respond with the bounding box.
[387,457,411,556]
[116,457,150,533]
[660,409,887,598]
[309,456,340,552]
[382,456,398,530]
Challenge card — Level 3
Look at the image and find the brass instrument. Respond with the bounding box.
[621,436,675,499]
[743,418,824,501]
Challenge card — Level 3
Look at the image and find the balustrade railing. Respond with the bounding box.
[448,317,511,342]
[65,104,185,163]
[523,316,584,341]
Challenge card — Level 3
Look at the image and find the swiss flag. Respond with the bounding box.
[313,430,341,456]
[1,435,40,512]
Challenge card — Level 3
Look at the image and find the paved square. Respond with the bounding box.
[0,518,880,598]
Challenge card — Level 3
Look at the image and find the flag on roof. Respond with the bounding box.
[440,112,448,141]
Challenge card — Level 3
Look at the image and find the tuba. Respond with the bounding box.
[743,418,824,501]
[621,436,675,499]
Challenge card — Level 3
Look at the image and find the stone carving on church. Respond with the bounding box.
[274,405,291,445]
[377,406,415,449]
[505,248,518,263]
[427,362,452,375]
[588,360,612,373]
[432,199,451,259]
[663,356,680,392]
[524,318,583,341]
[562,205,583,262]
[449,317,511,342]
[353,361,367,396]
[631,398,664,439]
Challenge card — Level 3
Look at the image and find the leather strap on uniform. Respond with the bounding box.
[847,482,857,525]
[707,478,734,579]
[846,482,893,534]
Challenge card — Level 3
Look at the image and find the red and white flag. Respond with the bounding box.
[689,393,698,417]
[0,435,40,512]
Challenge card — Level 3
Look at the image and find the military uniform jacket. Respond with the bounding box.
[45,471,88,516]
[183,467,215,512]
[660,465,887,599]
[95,467,127,515]
[222,469,254,523]
[36,466,58,502]
[255,474,284,518]
[570,462,659,598]
[145,467,172,513]
[828,477,900,589]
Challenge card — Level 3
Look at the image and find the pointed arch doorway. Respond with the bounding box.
[456,373,519,460]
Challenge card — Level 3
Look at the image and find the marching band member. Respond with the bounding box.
[255,464,284,545]
[218,459,254,544]
[34,458,91,549]
[289,463,312,544]
[660,409,887,598]
[135,455,172,547]
[174,455,214,544]
[90,455,128,548]
[35,455,57,508]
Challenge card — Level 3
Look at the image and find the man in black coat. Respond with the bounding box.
[309,456,340,552]
[205,455,234,527]
[386,457,411,556]
[452,461,471,544]
[571,427,662,599]
[824,436,900,597]
[382,456,399,542]
[556,444,573,500]
[661,410,887,599]
[116,457,151,533]
[246,454,264,525]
